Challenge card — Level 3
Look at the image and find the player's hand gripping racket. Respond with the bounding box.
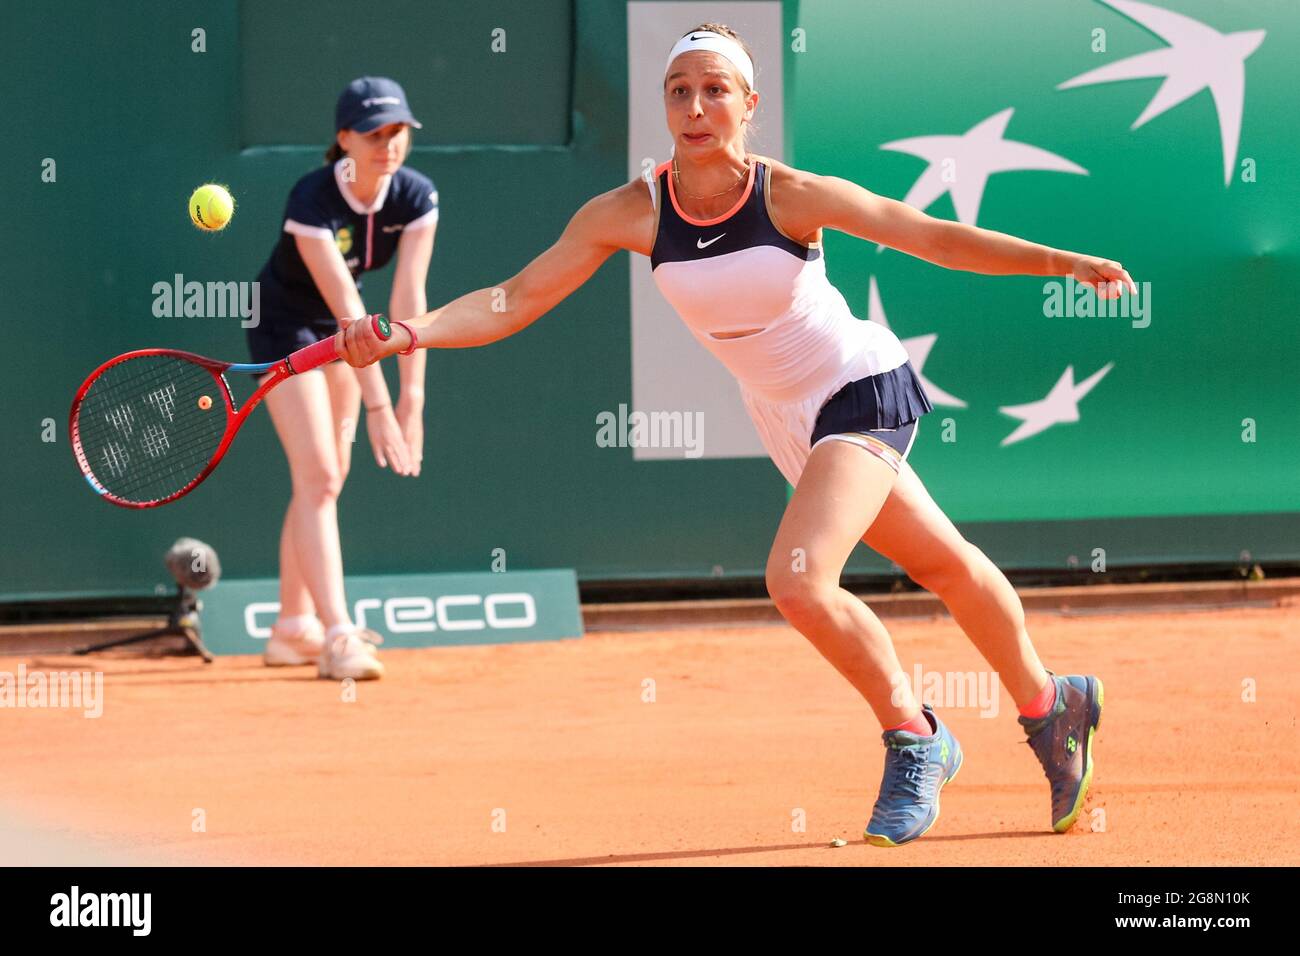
[69,315,394,508]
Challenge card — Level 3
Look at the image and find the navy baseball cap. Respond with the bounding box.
[335,76,423,133]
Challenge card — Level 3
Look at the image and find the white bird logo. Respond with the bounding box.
[1057,0,1266,186]
[998,364,1114,446]
[880,108,1087,229]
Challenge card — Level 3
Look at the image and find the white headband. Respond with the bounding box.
[664,30,754,90]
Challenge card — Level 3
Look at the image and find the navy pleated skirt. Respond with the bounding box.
[809,360,934,446]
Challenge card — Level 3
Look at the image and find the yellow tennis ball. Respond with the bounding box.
[189,183,234,231]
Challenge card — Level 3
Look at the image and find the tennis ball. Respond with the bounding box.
[197,395,213,410]
[189,183,234,231]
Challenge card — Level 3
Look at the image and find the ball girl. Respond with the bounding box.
[252,77,438,681]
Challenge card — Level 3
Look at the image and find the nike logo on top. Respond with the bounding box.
[697,234,725,249]
[689,34,708,40]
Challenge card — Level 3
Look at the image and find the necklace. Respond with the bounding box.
[672,156,750,200]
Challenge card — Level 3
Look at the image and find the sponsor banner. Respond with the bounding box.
[197,570,583,656]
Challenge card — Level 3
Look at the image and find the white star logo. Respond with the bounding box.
[998,363,1114,446]
[1057,0,1265,186]
[867,277,966,408]
[880,108,1087,228]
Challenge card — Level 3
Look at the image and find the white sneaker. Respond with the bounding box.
[318,630,385,681]
[263,619,325,666]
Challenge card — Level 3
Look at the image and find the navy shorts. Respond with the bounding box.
[246,320,336,366]
[808,361,934,472]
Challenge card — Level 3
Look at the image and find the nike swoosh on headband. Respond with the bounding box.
[665,32,755,89]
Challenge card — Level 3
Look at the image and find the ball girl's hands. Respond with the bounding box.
[366,403,416,476]
[395,393,424,478]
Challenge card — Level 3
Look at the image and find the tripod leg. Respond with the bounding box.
[182,627,215,663]
[75,626,177,656]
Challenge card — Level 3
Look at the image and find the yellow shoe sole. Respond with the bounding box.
[1053,677,1104,833]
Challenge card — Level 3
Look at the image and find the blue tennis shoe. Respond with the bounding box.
[864,705,963,847]
[1018,673,1104,832]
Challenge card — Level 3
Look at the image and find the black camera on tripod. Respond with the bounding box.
[77,538,220,661]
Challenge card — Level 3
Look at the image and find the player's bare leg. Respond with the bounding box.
[323,360,362,486]
[275,504,314,618]
[265,361,363,626]
[262,368,352,630]
[864,460,1050,706]
[867,462,1103,834]
[765,440,921,728]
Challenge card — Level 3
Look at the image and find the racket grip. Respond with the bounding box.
[287,334,346,375]
[286,315,391,375]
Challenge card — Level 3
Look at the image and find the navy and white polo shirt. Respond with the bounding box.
[255,159,438,328]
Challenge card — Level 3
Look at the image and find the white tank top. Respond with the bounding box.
[649,158,908,404]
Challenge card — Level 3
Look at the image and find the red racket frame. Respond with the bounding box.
[70,317,388,509]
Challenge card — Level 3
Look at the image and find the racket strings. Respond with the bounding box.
[75,355,231,504]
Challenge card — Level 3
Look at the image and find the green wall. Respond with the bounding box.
[2,0,1296,601]
[789,0,1298,522]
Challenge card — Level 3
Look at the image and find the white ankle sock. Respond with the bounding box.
[276,614,318,635]
[325,622,357,642]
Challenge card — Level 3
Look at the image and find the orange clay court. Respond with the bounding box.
[2,599,1296,867]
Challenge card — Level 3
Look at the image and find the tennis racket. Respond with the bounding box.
[69,314,393,508]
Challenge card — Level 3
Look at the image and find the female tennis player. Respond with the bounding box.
[339,26,1125,841]
[251,76,438,681]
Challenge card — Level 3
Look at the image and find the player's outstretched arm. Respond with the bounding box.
[338,184,646,367]
[791,172,1137,299]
